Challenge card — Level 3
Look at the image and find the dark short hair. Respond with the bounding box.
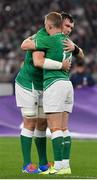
[61,12,74,23]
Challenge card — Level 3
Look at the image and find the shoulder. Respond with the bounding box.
[36,28,48,37]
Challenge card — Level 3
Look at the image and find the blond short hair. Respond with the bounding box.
[45,12,62,28]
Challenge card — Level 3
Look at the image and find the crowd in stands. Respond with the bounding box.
[0,0,97,88]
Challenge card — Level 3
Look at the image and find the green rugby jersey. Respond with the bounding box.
[35,28,72,90]
[15,50,43,91]
[15,29,49,91]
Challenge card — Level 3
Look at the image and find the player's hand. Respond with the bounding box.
[63,39,75,52]
[62,59,71,70]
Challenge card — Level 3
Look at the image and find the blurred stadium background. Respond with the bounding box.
[0,0,97,178]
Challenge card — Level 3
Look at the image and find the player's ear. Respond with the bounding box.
[49,24,53,30]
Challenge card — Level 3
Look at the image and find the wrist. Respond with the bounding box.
[43,58,62,70]
[73,45,80,55]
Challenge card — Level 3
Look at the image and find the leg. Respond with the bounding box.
[15,83,39,174]
[21,115,36,167]
[43,81,73,174]
[62,112,71,170]
[20,111,39,173]
[34,118,48,166]
[61,81,74,172]
[47,113,63,171]
[43,81,66,173]
[34,91,49,169]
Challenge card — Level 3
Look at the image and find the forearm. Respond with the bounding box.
[77,47,84,59]
[73,45,84,60]
[33,57,62,69]
[43,58,62,69]
[21,37,36,50]
[33,50,71,70]
[64,39,85,60]
[34,57,72,71]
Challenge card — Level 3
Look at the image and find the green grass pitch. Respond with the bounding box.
[0,137,97,179]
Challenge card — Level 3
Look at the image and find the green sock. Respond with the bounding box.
[62,136,71,159]
[20,135,32,166]
[34,137,48,166]
[52,137,63,161]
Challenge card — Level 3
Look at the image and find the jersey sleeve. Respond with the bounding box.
[31,34,36,40]
[35,36,50,50]
[34,28,52,50]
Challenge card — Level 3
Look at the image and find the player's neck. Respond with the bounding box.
[50,28,62,35]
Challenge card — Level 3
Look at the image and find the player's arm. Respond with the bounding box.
[21,28,48,50]
[21,33,66,70]
[33,34,71,70]
[21,36,36,50]
[33,51,71,71]
[63,39,84,59]
[73,46,84,60]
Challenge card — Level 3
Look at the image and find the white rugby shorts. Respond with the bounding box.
[15,83,44,118]
[43,80,74,113]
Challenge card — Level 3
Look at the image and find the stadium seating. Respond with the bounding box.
[0,0,97,83]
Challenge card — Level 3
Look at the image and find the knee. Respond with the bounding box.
[21,107,38,130]
[24,118,36,130]
[36,118,47,131]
